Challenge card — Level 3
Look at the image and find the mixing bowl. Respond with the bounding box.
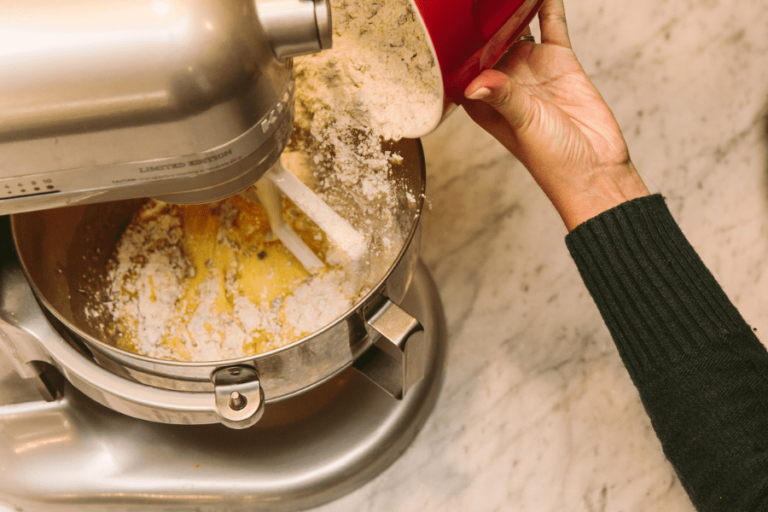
[3,138,426,429]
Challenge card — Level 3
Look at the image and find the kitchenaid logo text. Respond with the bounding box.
[138,149,233,173]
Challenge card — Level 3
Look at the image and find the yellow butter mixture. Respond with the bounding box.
[105,193,355,362]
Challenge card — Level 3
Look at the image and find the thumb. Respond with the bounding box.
[465,70,536,134]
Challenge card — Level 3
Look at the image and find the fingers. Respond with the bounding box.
[464,69,536,134]
[538,0,571,48]
[462,97,511,148]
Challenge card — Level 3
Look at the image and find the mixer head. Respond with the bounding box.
[0,0,332,215]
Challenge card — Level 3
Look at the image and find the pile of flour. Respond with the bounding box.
[295,0,442,141]
[290,0,439,280]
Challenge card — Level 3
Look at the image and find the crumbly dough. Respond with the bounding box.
[105,197,354,361]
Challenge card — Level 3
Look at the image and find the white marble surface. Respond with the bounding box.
[308,1,768,511]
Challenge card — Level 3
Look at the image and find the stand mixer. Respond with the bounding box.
[0,2,449,509]
[0,0,543,508]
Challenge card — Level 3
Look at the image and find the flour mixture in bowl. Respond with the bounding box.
[89,137,419,363]
[100,196,357,362]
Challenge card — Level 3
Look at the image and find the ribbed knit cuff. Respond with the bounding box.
[566,194,750,383]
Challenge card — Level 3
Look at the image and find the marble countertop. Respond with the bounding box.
[310,1,768,511]
[0,2,763,511]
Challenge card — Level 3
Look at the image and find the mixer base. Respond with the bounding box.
[0,262,446,512]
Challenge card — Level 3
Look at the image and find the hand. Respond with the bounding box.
[462,0,649,231]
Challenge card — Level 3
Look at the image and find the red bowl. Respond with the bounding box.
[409,0,544,134]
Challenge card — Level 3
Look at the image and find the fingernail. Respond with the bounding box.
[466,87,491,101]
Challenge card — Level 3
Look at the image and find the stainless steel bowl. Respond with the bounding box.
[2,138,427,428]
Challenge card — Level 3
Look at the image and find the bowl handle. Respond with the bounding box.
[353,299,426,400]
[212,366,266,429]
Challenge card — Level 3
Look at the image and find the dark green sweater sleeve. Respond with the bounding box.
[566,194,768,511]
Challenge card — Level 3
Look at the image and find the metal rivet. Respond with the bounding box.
[229,391,247,411]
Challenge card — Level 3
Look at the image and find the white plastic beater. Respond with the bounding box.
[252,177,325,272]
[244,159,368,275]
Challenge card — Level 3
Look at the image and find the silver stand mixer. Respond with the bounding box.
[0,1,447,509]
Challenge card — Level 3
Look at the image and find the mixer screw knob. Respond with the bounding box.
[228,391,248,411]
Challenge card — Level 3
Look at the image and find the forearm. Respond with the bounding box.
[546,161,650,231]
[567,194,768,511]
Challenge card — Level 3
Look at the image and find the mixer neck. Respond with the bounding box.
[257,0,333,60]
